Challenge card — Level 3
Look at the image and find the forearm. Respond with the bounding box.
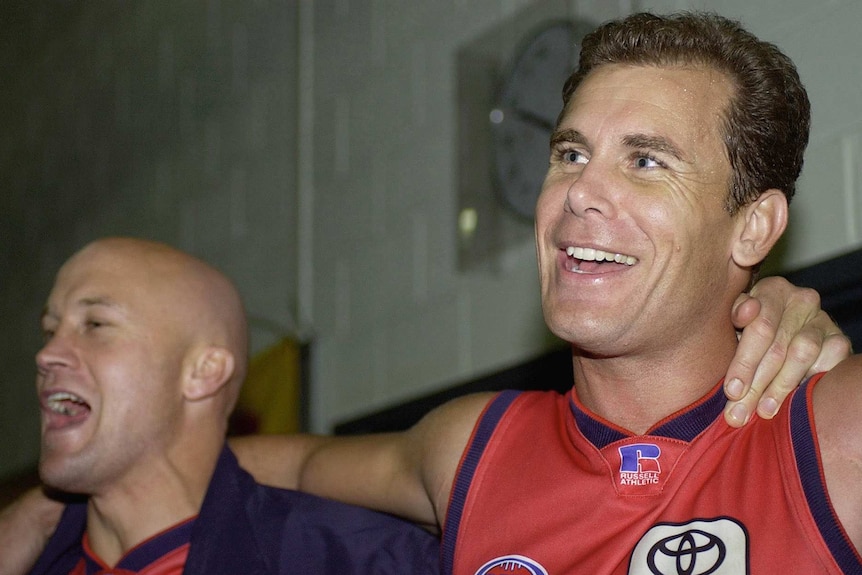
[231,393,492,533]
[230,432,439,530]
[0,487,64,575]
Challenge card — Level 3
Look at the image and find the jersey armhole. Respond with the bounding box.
[440,390,521,575]
[790,373,862,571]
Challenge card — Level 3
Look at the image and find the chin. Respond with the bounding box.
[39,455,90,495]
[548,309,618,340]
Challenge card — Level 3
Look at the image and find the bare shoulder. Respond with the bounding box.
[407,391,499,473]
[812,354,862,432]
[410,392,498,439]
[811,355,862,553]
[405,392,498,525]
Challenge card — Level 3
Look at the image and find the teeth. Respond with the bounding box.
[565,246,637,266]
[47,392,88,416]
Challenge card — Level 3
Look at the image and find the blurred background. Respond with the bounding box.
[2,0,861,492]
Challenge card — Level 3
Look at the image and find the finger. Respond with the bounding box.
[724,389,761,427]
[730,292,761,333]
[724,279,835,427]
[724,281,811,425]
[735,283,822,395]
[723,320,790,427]
[724,306,780,403]
[735,320,850,424]
[804,330,853,375]
[750,324,822,419]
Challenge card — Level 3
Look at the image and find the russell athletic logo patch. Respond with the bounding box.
[618,443,662,486]
[474,555,548,575]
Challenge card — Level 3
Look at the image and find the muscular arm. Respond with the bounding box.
[230,433,328,490]
[233,392,494,532]
[232,279,848,525]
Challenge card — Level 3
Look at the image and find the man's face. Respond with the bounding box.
[36,246,186,494]
[535,64,744,356]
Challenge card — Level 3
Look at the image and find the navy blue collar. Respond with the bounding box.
[82,516,195,574]
[569,382,726,449]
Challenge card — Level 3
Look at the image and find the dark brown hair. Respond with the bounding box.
[560,12,810,213]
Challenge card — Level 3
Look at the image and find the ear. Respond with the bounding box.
[731,189,788,268]
[183,346,236,402]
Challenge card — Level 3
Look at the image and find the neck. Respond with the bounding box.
[571,328,739,434]
[85,440,221,566]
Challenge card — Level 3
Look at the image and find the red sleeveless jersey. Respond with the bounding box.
[443,375,862,575]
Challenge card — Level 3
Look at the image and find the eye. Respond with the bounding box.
[40,319,57,342]
[84,319,108,332]
[559,148,588,165]
[633,154,664,169]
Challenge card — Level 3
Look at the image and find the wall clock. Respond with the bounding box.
[489,20,593,219]
[456,16,595,271]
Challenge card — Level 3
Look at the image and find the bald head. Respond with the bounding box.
[37,237,248,501]
[50,237,249,412]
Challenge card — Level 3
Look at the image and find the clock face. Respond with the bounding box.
[490,22,588,219]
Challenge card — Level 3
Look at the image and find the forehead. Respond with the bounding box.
[45,247,153,314]
[560,64,734,154]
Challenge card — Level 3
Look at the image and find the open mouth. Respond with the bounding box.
[42,391,92,427]
[564,245,638,273]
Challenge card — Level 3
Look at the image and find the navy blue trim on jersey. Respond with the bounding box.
[82,516,195,574]
[442,389,521,575]
[571,384,726,449]
[650,384,726,442]
[790,378,862,573]
[570,399,628,449]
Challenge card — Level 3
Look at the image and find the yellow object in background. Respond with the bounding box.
[230,338,302,435]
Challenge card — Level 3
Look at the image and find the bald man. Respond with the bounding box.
[25,237,439,575]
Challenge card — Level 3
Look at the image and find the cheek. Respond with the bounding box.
[641,181,729,240]
[95,345,171,399]
[534,196,555,247]
[535,175,572,231]
[535,185,557,221]
[537,165,575,204]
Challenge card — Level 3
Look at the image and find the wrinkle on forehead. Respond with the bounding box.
[563,64,733,166]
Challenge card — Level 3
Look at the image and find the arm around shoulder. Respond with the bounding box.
[232,392,496,532]
[297,392,496,533]
[230,433,332,490]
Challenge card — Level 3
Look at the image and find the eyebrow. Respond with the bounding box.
[550,129,687,162]
[550,128,588,148]
[41,297,124,323]
[621,133,686,161]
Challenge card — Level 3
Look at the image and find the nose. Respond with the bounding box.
[36,329,78,376]
[564,160,617,219]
